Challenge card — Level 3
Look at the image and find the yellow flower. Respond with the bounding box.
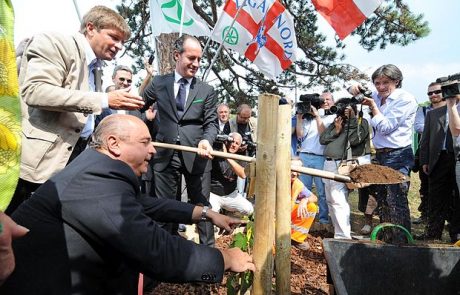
[0,25,18,97]
[0,107,20,174]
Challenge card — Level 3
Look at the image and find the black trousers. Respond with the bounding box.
[154,150,215,246]
[6,178,41,215]
[426,151,459,239]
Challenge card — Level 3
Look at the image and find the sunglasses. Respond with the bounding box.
[119,77,132,83]
[427,90,442,96]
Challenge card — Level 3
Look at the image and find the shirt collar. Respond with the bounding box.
[174,71,192,84]
[81,33,99,67]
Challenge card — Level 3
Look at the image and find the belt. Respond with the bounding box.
[375,146,404,153]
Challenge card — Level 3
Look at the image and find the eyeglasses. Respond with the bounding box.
[427,90,442,96]
[119,77,132,83]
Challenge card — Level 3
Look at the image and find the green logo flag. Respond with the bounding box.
[0,0,21,211]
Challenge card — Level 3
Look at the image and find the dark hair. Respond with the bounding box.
[173,34,200,54]
[371,64,403,88]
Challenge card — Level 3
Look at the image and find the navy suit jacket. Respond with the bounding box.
[142,73,218,174]
[1,149,224,295]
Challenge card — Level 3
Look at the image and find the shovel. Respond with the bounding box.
[151,142,407,185]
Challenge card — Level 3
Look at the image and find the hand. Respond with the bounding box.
[143,57,155,76]
[145,106,157,121]
[361,97,375,108]
[422,164,429,175]
[446,95,458,108]
[220,248,256,272]
[197,140,213,159]
[349,84,363,96]
[334,116,343,134]
[206,209,245,235]
[344,106,355,119]
[222,143,227,153]
[0,212,29,285]
[309,105,319,118]
[108,88,145,110]
[297,199,308,219]
[238,144,248,153]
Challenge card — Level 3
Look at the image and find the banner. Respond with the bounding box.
[0,0,21,210]
[212,0,297,80]
[312,0,382,40]
[150,0,211,37]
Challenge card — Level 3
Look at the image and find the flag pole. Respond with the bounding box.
[178,0,186,37]
[202,0,247,82]
[72,0,82,23]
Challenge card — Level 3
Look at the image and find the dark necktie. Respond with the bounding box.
[176,78,188,117]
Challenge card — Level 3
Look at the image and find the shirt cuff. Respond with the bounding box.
[101,93,109,109]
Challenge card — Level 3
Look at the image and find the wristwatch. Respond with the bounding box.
[201,206,209,221]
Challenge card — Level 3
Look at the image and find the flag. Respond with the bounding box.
[211,0,297,80]
[0,0,21,210]
[150,0,211,37]
[312,0,382,40]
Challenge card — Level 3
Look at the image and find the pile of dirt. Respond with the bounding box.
[349,164,407,184]
[150,232,330,294]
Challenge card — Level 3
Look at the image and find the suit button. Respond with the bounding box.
[67,146,72,151]
[201,274,209,281]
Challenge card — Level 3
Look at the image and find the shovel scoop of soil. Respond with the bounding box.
[348,164,409,184]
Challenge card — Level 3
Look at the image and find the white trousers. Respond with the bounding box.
[323,160,351,239]
[209,190,254,216]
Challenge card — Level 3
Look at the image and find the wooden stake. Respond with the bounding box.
[252,93,279,295]
[275,105,291,295]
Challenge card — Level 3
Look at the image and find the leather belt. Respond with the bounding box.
[375,147,402,153]
[326,157,341,161]
[301,152,322,156]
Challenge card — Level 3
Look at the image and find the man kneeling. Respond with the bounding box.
[0,115,254,295]
[210,132,254,216]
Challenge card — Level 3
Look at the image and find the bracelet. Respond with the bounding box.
[201,206,209,221]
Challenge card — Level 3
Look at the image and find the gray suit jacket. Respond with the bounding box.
[142,73,218,174]
[420,105,450,174]
[18,32,106,183]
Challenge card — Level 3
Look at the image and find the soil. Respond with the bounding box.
[349,164,408,184]
[149,230,332,295]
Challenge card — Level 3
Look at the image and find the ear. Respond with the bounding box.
[173,50,180,62]
[106,135,122,157]
[86,22,95,37]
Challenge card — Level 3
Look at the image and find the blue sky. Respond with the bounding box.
[13,0,460,102]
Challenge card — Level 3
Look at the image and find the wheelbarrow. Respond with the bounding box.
[323,224,460,295]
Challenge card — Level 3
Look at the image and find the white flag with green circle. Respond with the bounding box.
[150,0,211,36]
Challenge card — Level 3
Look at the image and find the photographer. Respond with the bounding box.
[229,104,257,156]
[319,99,370,239]
[349,64,417,243]
[296,92,336,229]
[209,133,254,216]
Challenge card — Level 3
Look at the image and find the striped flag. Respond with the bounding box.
[211,0,297,80]
[150,0,211,36]
[312,0,382,40]
[0,0,21,210]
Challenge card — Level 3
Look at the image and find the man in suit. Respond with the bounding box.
[419,91,460,241]
[142,35,219,246]
[229,104,258,156]
[8,6,145,214]
[0,115,255,294]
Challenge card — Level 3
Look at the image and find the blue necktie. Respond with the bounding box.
[176,78,187,117]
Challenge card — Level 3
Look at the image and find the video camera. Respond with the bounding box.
[242,131,257,157]
[436,73,460,99]
[296,93,324,119]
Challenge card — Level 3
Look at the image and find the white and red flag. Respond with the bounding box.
[312,0,382,40]
[211,0,297,80]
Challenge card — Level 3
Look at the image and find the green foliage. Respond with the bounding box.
[117,0,429,107]
[227,220,254,295]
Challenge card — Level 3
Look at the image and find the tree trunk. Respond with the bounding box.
[155,33,179,75]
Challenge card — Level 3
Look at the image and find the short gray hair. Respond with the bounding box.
[90,115,133,149]
[112,65,132,79]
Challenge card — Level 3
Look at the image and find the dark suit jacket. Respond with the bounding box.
[420,105,451,174]
[142,73,218,174]
[1,149,224,295]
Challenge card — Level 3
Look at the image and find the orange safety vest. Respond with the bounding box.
[290,178,318,243]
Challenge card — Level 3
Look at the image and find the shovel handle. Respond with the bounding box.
[151,142,351,183]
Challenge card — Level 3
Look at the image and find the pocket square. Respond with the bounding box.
[192,99,204,104]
